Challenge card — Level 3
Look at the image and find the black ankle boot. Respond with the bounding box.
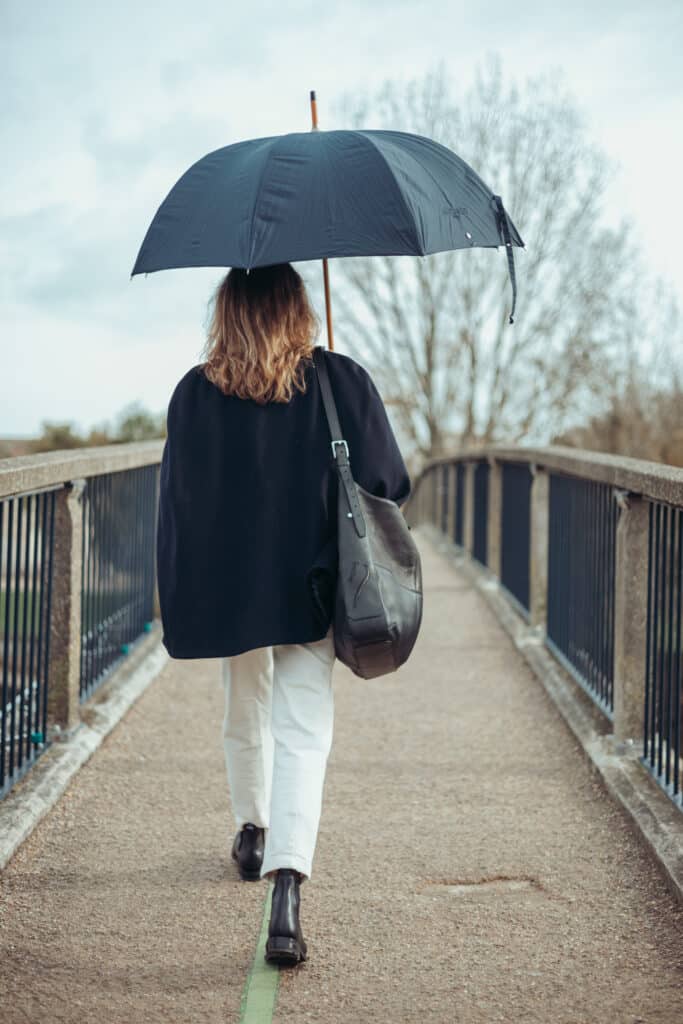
[264,868,307,965]
[230,823,265,881]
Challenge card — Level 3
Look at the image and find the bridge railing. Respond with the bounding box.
[405,445,683,812]
[0,441,164,799]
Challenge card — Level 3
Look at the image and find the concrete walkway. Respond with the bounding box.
[1,529,682,1023]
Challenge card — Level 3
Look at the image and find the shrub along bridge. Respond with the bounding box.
[0,441,682,1022]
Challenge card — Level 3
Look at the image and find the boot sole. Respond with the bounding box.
[264,936,307,965]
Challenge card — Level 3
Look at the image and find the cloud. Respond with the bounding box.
[2,0,683,434]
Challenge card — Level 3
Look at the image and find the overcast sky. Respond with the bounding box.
[2,0,682,436]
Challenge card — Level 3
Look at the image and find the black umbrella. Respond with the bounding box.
[132,92,524,338]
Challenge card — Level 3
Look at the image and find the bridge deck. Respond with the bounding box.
[1,529,682,1023]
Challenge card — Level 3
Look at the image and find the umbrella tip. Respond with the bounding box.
[310,89,316,101]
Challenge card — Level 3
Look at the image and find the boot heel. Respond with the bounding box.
[230,824,265,882]
[265,936,307,965]
[238,867,262,881]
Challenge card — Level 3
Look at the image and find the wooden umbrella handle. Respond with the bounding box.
[310,90,335,352]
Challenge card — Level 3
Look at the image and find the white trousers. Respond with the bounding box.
[220,624,335,880]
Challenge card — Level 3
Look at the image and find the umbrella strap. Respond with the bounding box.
[493,195,517,325]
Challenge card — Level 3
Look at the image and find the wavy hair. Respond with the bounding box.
[199,263,321,403]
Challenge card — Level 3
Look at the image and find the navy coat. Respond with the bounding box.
[156,345,411,658]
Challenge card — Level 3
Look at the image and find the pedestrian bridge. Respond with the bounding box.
[1,443,682,1023]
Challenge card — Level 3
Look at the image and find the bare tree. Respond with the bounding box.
[327,56,643,460]
[554,285,683,464]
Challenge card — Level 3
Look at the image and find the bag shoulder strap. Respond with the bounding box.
[312,345,367,538]
[312,345,344,448]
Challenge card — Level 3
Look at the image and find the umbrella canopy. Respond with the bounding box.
[131,128,524,321]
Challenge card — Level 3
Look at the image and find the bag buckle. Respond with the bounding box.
[331,439,349,459]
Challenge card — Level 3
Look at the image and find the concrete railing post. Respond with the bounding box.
[487,458,502,579]
[529,465,549,633]
[613,492,649,744]
[445,462,457,543]
[430,466,437,526]
[437,463,446,534]
[463,461,475,556]
[48,479,85,737]
[406,476,418,528]
[409,477,417,527]
[153,571,161,621]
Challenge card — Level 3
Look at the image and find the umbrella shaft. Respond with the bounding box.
[310,91,334,351]
[322,258,334,351]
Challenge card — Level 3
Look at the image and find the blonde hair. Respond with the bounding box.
[200,263,321,403]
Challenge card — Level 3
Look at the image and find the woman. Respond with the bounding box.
[156,263,411,966]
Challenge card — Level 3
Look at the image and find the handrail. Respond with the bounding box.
[0,440,165,500]
[407,445,683,509]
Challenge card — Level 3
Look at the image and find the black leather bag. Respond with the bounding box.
[309,345,423,679]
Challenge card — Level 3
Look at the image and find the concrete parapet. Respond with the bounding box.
[0,440,164,500]
[410,443,683,509]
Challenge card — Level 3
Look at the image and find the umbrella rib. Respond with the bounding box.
[245,135,287,270]
[352,131,426,256]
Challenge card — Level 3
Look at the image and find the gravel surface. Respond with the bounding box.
[0,656,261,1023]
[275,530,683,1024]
[1,527,682,1023]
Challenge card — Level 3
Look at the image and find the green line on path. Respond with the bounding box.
[238,880,280,1024]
